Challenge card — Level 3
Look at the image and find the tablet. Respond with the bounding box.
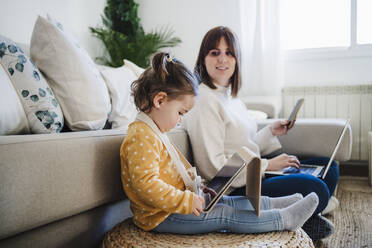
[202,147,261,215]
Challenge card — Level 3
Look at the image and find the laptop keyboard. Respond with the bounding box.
[300,166,317,174]
[283,164,317,174]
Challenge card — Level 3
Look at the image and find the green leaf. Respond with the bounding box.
[8,68,14,75]
[8,44,17,53]
[22,90,29,97]
[89,0,181,68]
[30,95,39,102]
[18,54,27,63]
[15,63,24,72]
[39,88,46,97]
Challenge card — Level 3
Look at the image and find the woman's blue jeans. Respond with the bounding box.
[153,196,283,234]
[231,157,339,215]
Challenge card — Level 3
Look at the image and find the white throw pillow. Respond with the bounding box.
[123,59,145,78]
[0,35,64,134]
[100,65,138,129]
[30,15,111,131]
[0,65,29,135]
[247,109,268,120]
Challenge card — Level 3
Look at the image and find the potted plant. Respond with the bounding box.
[90,0,181,68]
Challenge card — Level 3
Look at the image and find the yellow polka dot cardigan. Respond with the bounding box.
[120,121,194,231]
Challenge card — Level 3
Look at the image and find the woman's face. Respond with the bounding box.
[204,37,236,87]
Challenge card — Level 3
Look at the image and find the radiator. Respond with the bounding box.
[282,84,372,160]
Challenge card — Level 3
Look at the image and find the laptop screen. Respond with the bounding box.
[321,119,350,179]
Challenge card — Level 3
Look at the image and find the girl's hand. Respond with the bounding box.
[201,186,217,198]
[267,153,300,171]
[192,194,205,216]
[270,120,290,136]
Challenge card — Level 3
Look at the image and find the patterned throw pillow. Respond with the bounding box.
[30,15,111,131]
[0,65,29,135]
[0,35,64,133]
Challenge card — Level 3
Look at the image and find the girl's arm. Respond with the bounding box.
[124,132,193,214]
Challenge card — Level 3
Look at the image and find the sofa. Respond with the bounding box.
[0,118,352,248]
[0,13,353,248]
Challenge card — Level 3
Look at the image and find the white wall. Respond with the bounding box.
[137,0,372,87]
[1,0,370,87]
[0,0,242,70]
[0,0,106,59]
[137,0,242,69]
[285,57,372,86]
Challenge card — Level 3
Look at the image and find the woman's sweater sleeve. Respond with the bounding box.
[185,95,227,180]
[125,132,193,214]
[253,125,282,156]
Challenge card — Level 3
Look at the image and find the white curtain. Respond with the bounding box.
[238,0,283,98]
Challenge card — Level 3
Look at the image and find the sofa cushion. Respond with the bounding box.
[0,35,64,134]
[123,59,145,78]
[30,15,111,131]
[246,109,268,120]
[0,127,192,239]
[100,65,138,129]
[0,200,131,248]
[257,118,352,161]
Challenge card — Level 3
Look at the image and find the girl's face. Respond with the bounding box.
[149,94,195,132]
[204,37,236,87]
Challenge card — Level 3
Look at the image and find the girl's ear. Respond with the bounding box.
[153,92,168,108]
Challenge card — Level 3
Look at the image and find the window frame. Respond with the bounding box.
[284,0,372,61]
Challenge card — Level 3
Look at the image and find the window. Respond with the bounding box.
[280,0,372,59]
[357,0,372,44]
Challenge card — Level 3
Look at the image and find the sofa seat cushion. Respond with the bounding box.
[102,218,314,248]
[0,127,192,239]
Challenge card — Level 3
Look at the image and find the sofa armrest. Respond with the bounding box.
[257,118,352,161]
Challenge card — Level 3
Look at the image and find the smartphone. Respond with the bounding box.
[287,98,304,129]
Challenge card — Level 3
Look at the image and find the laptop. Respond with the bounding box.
[202,147,262,215]
[265,119,350,180]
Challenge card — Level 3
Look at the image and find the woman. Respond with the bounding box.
[183,26,339,240]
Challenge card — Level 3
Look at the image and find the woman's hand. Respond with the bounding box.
[192,194,205,216]
[201,186,217,198]
[267,153,300,171]
[270,120,291,136]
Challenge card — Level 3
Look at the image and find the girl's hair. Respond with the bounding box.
[131,52,198,113]
[194,26,241,97]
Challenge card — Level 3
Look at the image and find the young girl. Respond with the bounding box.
[120,52,318,234]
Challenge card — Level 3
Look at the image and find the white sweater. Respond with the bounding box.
[183,83,282,188]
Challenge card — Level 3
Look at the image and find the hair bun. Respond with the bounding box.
[152,52,171,83]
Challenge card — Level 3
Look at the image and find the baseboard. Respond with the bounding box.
[339,160,368,177]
